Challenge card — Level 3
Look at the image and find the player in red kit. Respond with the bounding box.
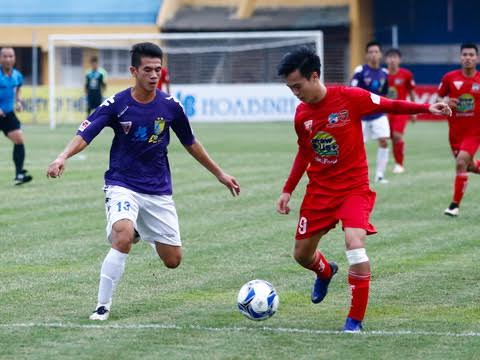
[438,43,480,217]
[385,48,417,174]
[156,67,170,94]
[276,47,451,332]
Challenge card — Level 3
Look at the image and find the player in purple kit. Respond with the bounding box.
[46,43,240,320]
[351,41,390,183]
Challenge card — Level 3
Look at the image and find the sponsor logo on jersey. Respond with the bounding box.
[326,110,350,128]
[388,86,398,99]
[78,119,91,132]
[311,131,339,164]
[457,93,475,113]
[148,118,167,144]
[120,121,132,135]
[453,81,464,90]
[132,126,148,142]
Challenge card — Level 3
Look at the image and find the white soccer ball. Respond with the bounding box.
[237,279,279,321]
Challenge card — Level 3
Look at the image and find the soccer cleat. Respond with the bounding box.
[444,203,459,217]
[14,170,32,186]
[311,261,338,304]
[343,317,363,333]
[374,176,389,184]
[89,306,110,321]
[392,164,405,174]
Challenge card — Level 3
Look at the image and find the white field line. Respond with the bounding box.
[1,322,480,337]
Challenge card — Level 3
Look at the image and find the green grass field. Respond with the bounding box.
[0,121,479,359]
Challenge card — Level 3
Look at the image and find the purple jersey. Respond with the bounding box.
[351,64,388,121]
[77,88,195,195]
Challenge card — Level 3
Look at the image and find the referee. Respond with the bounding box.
[0,47,32,185]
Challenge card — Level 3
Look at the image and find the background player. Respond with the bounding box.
[276,46,451,332]
[156,65,171,94]
[385,48,417,174]
[47,42,240,320]
[0,47,32,185]
[85,56,107,114]
[438,43,480,217]
[351,41,390,183]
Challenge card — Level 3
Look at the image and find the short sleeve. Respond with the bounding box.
[76,98,114,143]
[168,97,195,146]
[437,74,449,97]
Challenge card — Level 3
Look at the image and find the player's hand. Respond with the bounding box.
[429,102,452,117]
[276,192,291,215]
[46,157,66,178]
[15,100,24,112]
[217,172,240,196]
[447,98,459,110]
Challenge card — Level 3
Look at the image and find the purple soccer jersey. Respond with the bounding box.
[351,64,389,121]
[77,88,195,195]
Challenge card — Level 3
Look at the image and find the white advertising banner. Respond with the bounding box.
[170,84,299,122]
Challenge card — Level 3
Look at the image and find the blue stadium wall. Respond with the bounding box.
[373,0,480,84]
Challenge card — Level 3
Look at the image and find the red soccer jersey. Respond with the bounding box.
[438,69,480,138]
[156,67,170,91]
[282,86,430,196]
[387,68,415,101]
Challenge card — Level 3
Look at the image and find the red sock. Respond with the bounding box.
[347,271,371,321]
[307,251,332,279]
[393,141,405,166]
[453,173,468,204]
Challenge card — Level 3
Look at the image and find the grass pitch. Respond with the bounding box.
[0,121,479,359]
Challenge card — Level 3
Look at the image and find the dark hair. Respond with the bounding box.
[130,42,163,68]
[366,41,382,52]
[277,46,321,79]
[90,56,98,63]
[461,42,478,54]
[385,48,402,57]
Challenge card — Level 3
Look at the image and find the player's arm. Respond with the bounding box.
[350,65,363,87]
[15,74,23,112]
[277,120,310,215]
[47,100,114,179]
[351,88,451,118]
[46,135,88,178]
[184,141,240,196]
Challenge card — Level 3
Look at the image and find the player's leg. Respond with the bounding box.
[293,228,338,304]
[343,228,370,332]
[338,190,376,332]
[90,186,139,320]
[5,113,32,185]
[390,115,408,173]
[372,116,390,183]
[136,193,183,268]
[445,144,473,216]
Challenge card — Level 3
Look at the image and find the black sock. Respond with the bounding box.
[13,144,25,176]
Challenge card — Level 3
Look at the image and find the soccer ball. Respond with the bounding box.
[237,279,279,321]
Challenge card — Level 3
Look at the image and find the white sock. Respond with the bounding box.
[376,147,389,178]
[96,248,128,310]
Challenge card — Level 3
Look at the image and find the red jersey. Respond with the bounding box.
[156,67,170,91]
[282,86,430,196]
[387,68,415,101]
[438,69,480,137]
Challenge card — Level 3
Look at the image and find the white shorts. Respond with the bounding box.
[104,185,181,246]
[362,115,390,141]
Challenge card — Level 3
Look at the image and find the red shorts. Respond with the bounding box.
[295,189,377,240]
[388,114,409,135]
[450,135,480,157]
